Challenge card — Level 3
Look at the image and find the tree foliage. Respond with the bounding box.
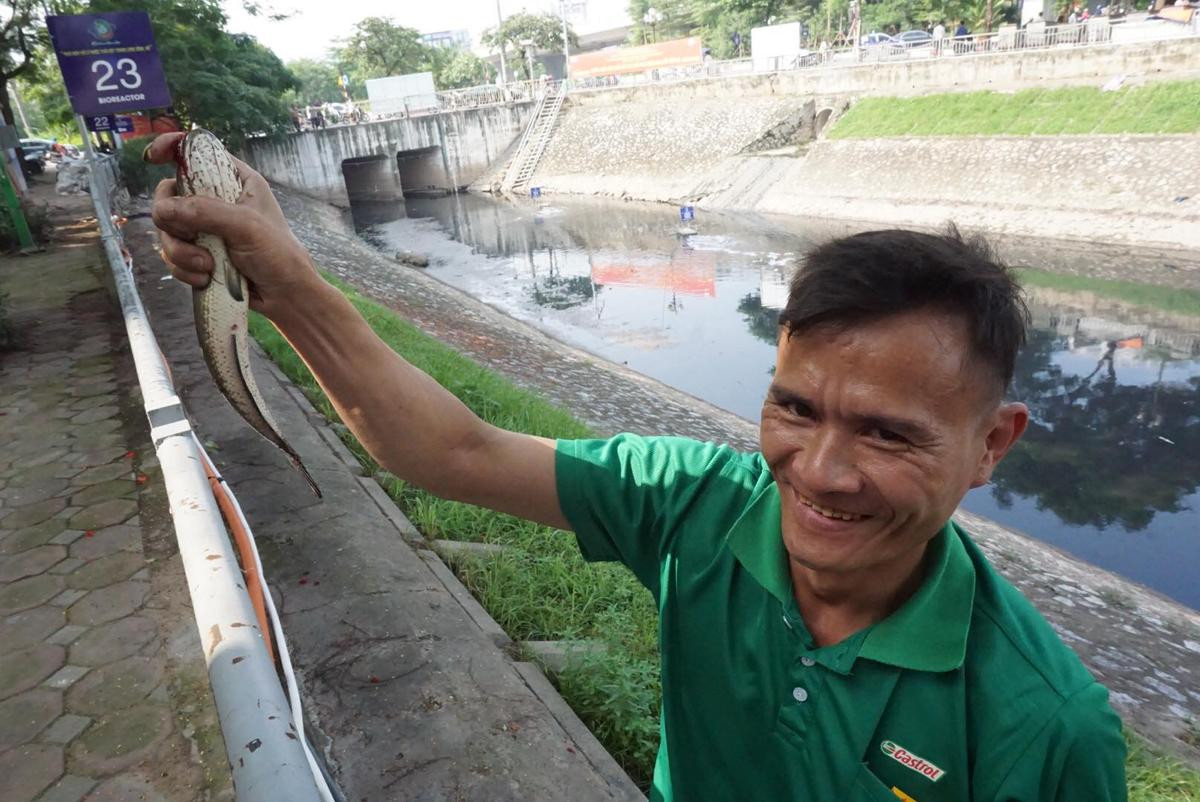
[624,0,1018,59]
[333,18,496,93]
[431,48,493,90]
[1,0,53,127]
[481,12,577,80]
[12,0,298,148]
[335,17,430,84]
[286,58,342,105]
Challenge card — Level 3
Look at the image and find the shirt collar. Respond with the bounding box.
[726,481,976,673]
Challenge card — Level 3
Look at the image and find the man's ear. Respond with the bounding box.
[970,402,1029,489]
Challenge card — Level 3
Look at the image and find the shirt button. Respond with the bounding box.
[792,686,809,703]
[781,614,793,630]
[800,656,816,667]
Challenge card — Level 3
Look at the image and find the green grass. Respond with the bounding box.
[827,82,1200,139]
[1015,268,1200,318]
[249,272,1200,795]
[1126,733,1200,802]
[248,274,661,784]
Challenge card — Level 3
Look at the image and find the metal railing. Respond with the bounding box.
[566,18,1200,93]
[298,79,555,131]
[78,121,328,802]
[290,16,1195,128]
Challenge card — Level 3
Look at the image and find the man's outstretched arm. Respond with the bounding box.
[147,133,569,531]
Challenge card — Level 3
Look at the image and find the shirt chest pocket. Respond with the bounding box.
[851,763,904,802]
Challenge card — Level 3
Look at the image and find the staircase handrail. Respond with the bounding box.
[500,84,556,193]
[509,87,566,193]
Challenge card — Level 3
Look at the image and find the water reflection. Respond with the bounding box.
[349,193,1200,608]
[997,326,1197,531]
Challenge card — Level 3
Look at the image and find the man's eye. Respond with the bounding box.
[787,402,813,418]
[869,427,907,444]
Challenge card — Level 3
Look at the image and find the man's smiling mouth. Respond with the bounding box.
[798,493,869,522]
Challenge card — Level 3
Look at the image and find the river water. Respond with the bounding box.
[348,193,1200,610]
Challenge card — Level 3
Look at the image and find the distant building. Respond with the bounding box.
[422,29,472,50]
[550,0,633,52]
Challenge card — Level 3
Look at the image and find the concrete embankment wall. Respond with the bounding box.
[564,36,1200,104]
[706,134,1200,255]
[245,103,532,204]
[534,91,843,200]
[531,38,1200,254]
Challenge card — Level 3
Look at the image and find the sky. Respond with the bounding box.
[223,0,631,65]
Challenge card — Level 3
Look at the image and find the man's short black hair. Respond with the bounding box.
[780,227,1029,393]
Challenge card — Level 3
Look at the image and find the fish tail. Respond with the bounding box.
[294,456,323,498]
[281,441,322,498]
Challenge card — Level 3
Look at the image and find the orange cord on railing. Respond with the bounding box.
[202,461,276,664]
[156,346,276,664]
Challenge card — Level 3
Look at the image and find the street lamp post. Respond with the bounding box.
[560,0,571,81]
[495,0,508,85]
[643,8,664,44]
[520,38,535,81]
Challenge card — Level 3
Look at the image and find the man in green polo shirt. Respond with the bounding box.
[150,137,1125,801]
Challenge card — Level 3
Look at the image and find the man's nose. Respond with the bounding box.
[794,428,862,496]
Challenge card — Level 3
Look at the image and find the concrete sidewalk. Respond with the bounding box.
[0,187,232,802]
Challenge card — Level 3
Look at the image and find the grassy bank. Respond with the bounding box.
[1016,268,1200,318]
[250,272,1200,796]
[828,81,1200,138]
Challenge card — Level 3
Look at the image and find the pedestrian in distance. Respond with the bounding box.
[145,133,1128,802]
[954,20,970,52]
[933,19,947,54]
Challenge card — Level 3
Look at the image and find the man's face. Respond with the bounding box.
[760,309,1026,579]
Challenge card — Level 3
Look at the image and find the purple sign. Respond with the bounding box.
[86,114,135,134]
[46,12,172,117]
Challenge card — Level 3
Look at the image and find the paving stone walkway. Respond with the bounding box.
[0,184,231,802]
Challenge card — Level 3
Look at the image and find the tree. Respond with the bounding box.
[286,58,341,105]
[0,0,48,127]
[432,48,493,90]
[14,48,74,134]
[80,0,296,149]
[482,12,578,80]
[336,17,431,83]
[627,0,696,45]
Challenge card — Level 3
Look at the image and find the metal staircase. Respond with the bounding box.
[500,82,566,195]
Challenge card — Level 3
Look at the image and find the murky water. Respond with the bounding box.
[349,194,1200,610]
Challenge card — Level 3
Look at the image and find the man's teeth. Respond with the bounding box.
[800,496,865,521]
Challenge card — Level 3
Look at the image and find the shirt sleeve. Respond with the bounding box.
[555,434,752,597]
[995,682,1128,802]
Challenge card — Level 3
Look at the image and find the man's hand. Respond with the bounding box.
[147,132,318,317]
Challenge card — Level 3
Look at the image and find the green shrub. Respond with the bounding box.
[118,136,175,196]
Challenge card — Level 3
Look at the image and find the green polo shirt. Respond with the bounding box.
[556,434,1126,802]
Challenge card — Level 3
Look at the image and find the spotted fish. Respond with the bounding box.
[174,128,321,497]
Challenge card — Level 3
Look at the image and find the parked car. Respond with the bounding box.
[896,30,934,46]
[17,137,53,175]
[859,32,907,59]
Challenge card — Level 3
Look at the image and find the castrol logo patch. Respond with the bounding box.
[880,740,945,782]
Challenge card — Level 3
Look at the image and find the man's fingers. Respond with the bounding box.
[150,178,192,240]
[159,230,213,288]
[153,193,264,247]
[143,132,185,165]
